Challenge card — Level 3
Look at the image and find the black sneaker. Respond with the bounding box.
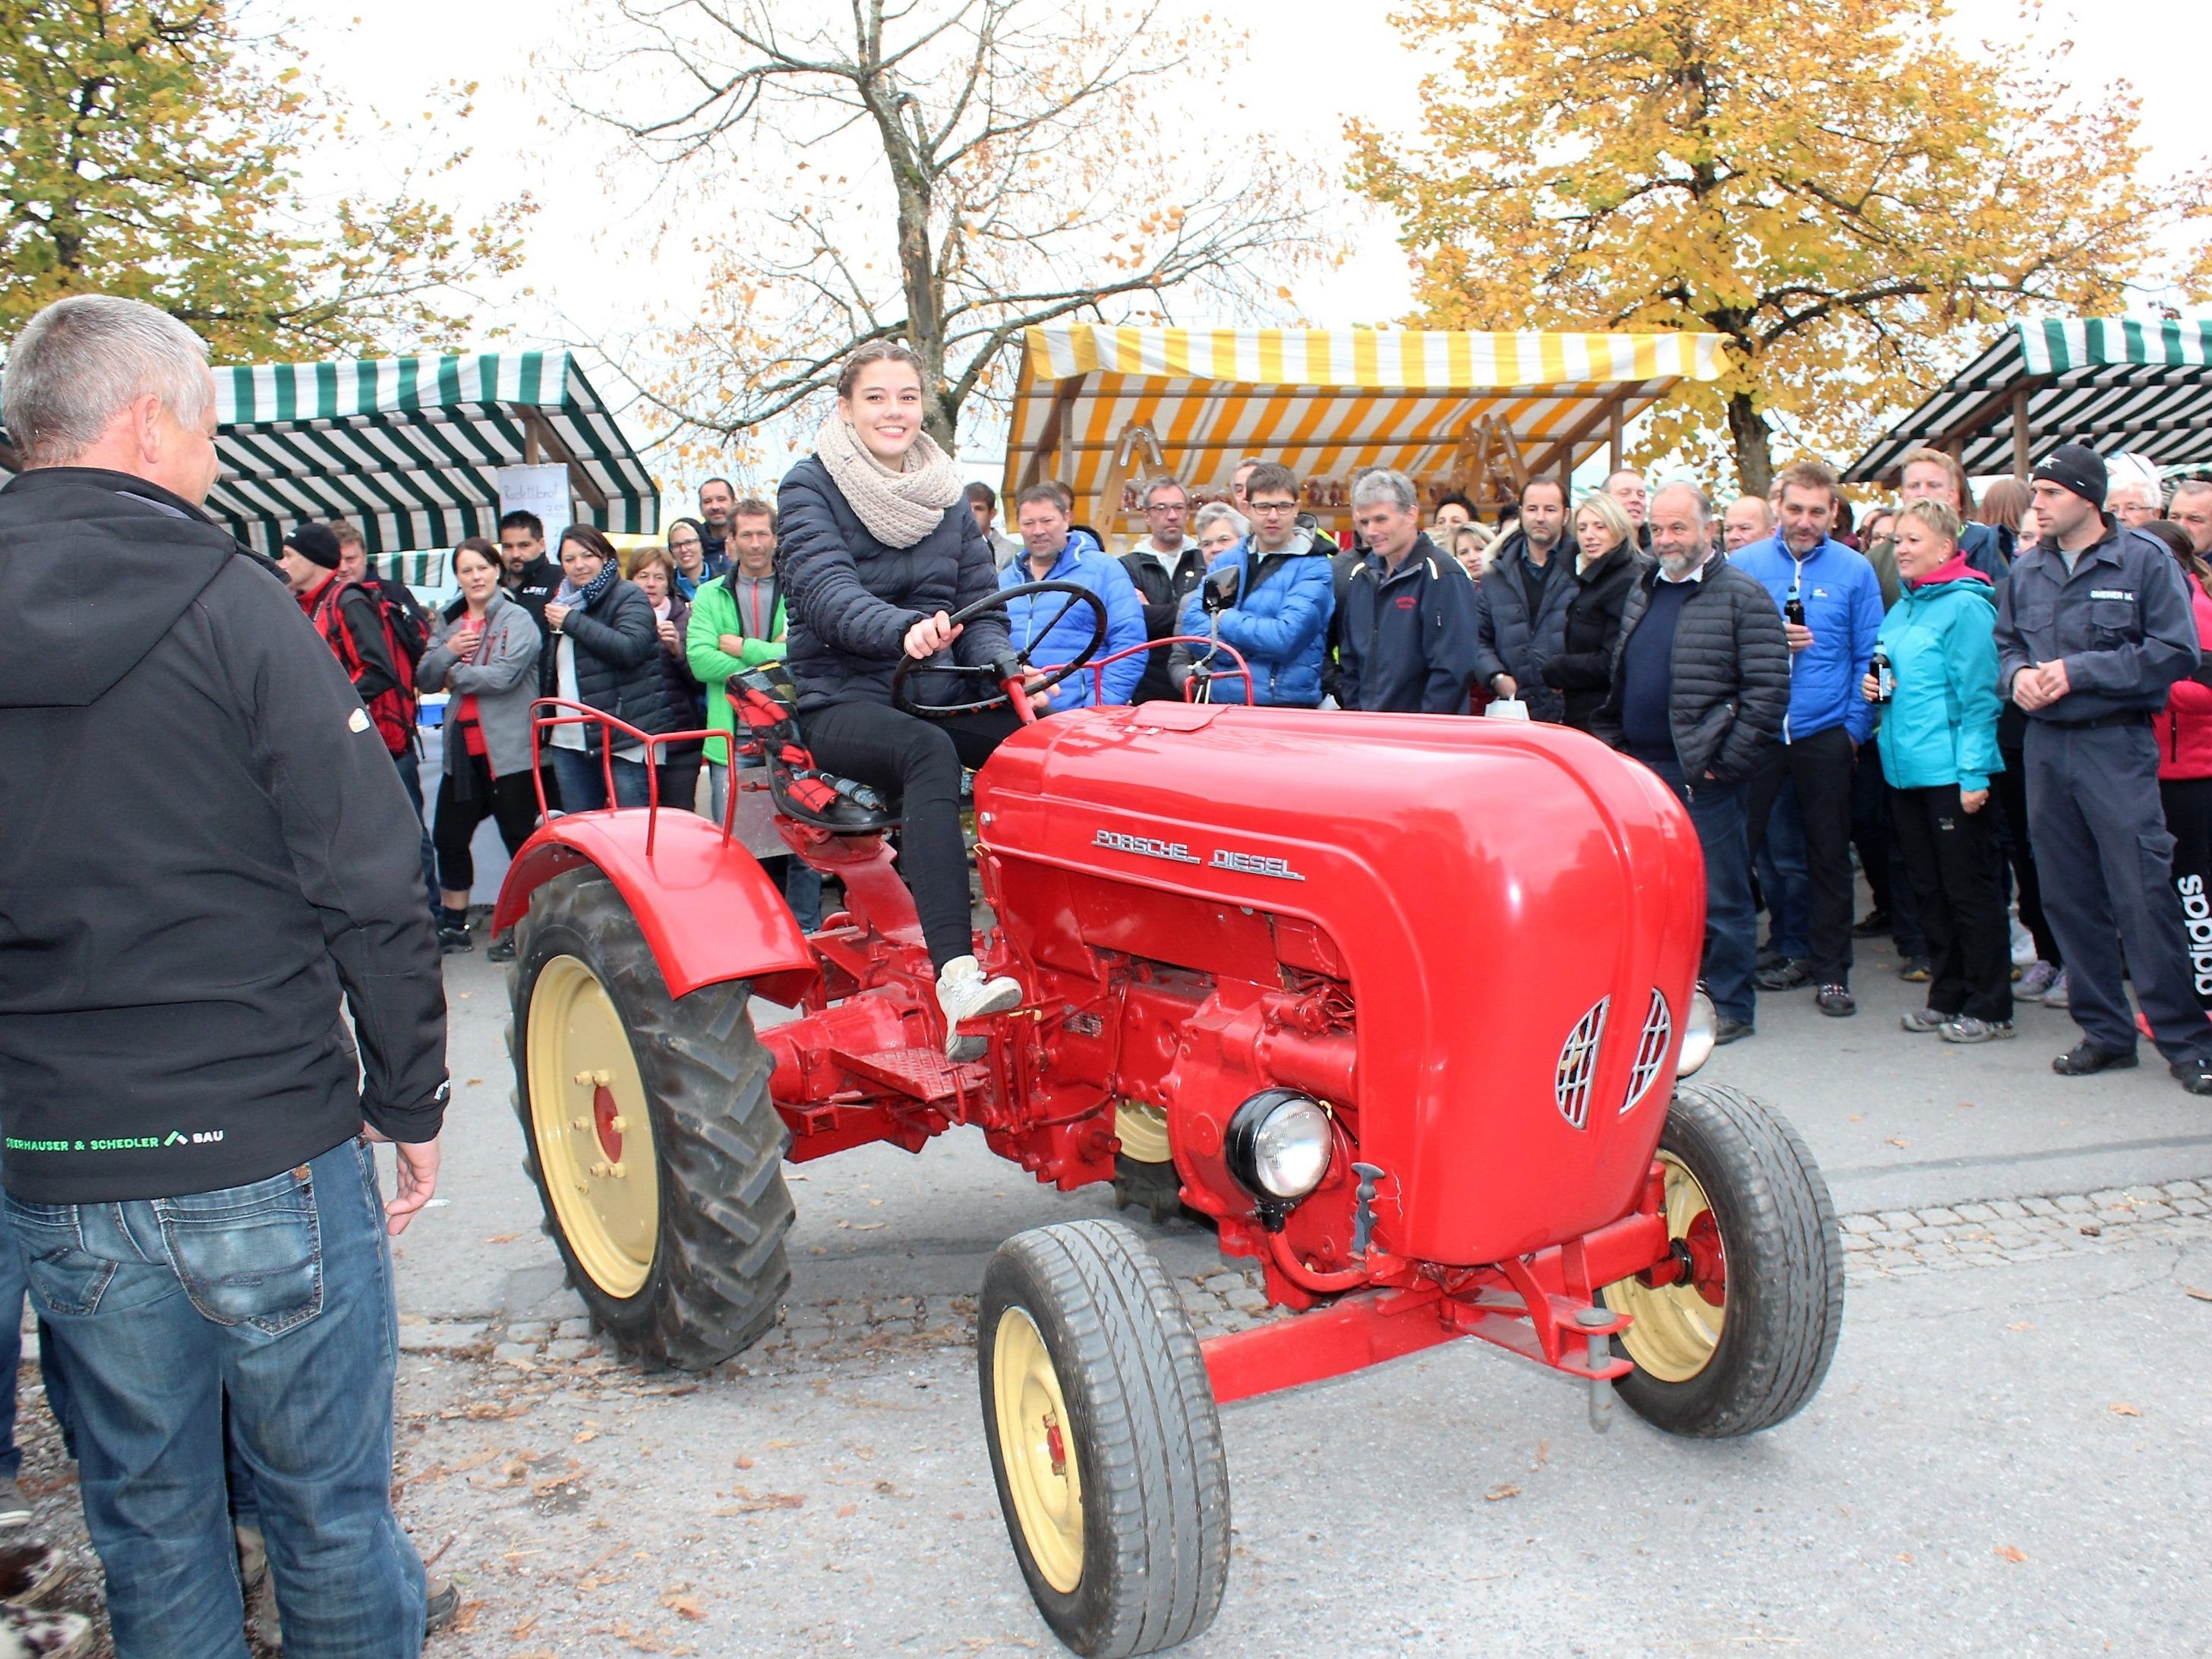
[1756,945,1785,972]
[437,926,474,955]
[1899,957,1932,982]
[1852,907,1892,938]
[1755,957,1812,991]
[486,936,516,964]
[1816,983,1857,1017]
[1712,1015,1756,1046]
[2053,1041,2138,1077]
[2169,1058,2212,1096]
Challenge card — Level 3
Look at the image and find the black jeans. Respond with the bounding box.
[2161,775,2212,1009]
[1747,724,1858,987]
[1994,746,2059,966]
[431,757,541,894]
[803,699,1024,970]
[1891,784,2012,1022]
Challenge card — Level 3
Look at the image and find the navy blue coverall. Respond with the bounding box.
[1994,520,2212,1062]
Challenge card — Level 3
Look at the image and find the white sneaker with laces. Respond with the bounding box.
[2016,960,2058,999]
[935,955,1022,1058]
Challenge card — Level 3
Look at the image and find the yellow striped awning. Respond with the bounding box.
[1002,325,1724,538]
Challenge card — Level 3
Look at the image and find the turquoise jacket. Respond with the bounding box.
[1873,569,2005,793]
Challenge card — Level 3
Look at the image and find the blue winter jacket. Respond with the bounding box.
[1175,528,1337,706]
[1873,566,2005,793]
[1730,534,1885,744]
[999,540,1147,708]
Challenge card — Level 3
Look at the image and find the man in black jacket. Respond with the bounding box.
[0,295,447,1653]
[1119,476,1208,702]
[1595,482,1791,1042]
[1474,476,1577,721]
[1336,468,1482,713]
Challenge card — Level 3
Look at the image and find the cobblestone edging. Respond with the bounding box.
[397,1179,2212,1376]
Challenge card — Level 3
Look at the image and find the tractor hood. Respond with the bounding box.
[973,704,1708,1266]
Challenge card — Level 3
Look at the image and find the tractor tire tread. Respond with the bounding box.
[982,1220,1229,1658]
[1613,1082,1843,1438]
[510,869,795,1373]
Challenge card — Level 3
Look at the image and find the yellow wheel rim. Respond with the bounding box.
[1114,1102,1172,1165]
[1602,1151,1728,1384]
[525,956,662,1299]
[992,1307,1084,1594]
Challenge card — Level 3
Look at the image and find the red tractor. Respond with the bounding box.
[496,585,1844,1659]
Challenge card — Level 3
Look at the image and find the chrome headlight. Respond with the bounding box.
[1225,1090,1333,1202]
[1677,989,1718,1077]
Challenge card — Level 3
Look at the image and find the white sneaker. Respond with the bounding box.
[2041,967,2069,1008]
[935,955,1022,1058]
[2009,916,2037,969]
[2017,960,2059,998]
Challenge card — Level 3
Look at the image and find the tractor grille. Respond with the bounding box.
[1555,997,1608,1130]
[1624,991,1671,1112]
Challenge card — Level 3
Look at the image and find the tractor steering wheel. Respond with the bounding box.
[890,579,1109,720]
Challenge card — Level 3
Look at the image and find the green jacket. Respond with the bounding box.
[686,572,787,765]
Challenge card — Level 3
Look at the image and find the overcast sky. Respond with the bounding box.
[290,0,2210,498]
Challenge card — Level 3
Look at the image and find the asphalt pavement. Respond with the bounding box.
[16,923,2212,1657]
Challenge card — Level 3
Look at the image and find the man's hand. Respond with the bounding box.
[1491,673,1518,699]
[363,1127,441,1236]
[2040,658,2072,702]
[2012,662,2067,711]
[718,632,746,657]
[1860,671,1880,702]
[1021,667,1054,716]
[1784,622,1816,652]
[904,611,962,660]
[1960,788,1989,814]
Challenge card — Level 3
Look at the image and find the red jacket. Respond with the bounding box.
[2156,572,2212,779]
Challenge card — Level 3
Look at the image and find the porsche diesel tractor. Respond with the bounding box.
[496,584,1844,1658]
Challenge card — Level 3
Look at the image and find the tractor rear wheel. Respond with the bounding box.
[980,1220,1229,1658]
[1599,1083,1842,1437]
[509,868,794,1370]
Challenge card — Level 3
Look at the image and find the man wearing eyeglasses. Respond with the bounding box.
[1120,476,1209,702]
[1175,461,1336,706]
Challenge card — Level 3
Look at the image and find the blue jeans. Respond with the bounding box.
[707,761,825,931]
[549,746,652,812]
[1651,758,1759,1024]
[390,745,438,918]
[10,1140,424,1658]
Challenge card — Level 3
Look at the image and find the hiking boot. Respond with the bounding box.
[1816,984,1857,1017]
[2040,967,2070,1008]
[2053,1040,2136,1077]
[2016,960,2059,998]
[2170,1058,2212,1096]
[0,1605,89,1657]
[1898,957,1932,982]
[1899,1007,1950,1033]
[1852,907,1891,938]
[935,955,1022,1059]
[1755,957,1812,991]
[437,925,474,954]
[1942,1016,2015,1044]
[0,1538,68,1602]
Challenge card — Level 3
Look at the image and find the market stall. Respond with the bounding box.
[1001,323,1724,538]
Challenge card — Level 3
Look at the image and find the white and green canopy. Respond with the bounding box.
[2,349,658,568]
[1848,319,2212,484]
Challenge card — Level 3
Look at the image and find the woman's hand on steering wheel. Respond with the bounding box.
[904,611,963,659]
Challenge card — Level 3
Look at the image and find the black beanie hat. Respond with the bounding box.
[282,522,343,569]
[2032,443,2107,509]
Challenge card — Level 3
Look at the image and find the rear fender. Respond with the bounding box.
[494,811,819,1005]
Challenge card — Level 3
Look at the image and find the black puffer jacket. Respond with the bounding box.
[778,454,1010,711]
[1473,531,1579,723]
[1594,553,1790,784]
[652,595,705,759]
[556,578,674,749]
[1540,543,1646,732]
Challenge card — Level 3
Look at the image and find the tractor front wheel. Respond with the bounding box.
[510,868,794,1370]
[1599,1083,1843,1437]
[980,1221,1230,1658]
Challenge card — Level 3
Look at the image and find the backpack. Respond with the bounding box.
[366,575,431,670]
[310,579,421,753]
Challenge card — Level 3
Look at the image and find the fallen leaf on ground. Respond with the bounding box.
[836,1503,858,1518]
[2184,1285,2212,1302]
[662,1595,705,1621]
[2007,1321,2034,1332]
[714,1490,806,1515]
[1896,1553,1913,1564]
[1847,1113,1863,1122]
[1484,1483,1520,1501]
[734,1454,756,1469]
[575,1428,598,1443]
[2110,1402,2141,1417]
[835,1220,885,1231]
[483,1233,518,1244]
[1885,1137,1910,1149]
[1994,1545,2027,1563]
[874,1479,896,1493]
[2080,1223,2102,1237]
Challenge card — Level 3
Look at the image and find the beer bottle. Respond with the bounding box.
[1784,579,1806,628]
[1871,645,1895,703]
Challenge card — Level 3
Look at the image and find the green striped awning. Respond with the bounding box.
[1,349,658,558]
[1847,319,2212,483]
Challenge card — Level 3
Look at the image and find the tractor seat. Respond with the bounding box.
[728,667,902,834]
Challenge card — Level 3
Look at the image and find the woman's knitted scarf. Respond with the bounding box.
[815,412,963,549]
[555,558,620,610]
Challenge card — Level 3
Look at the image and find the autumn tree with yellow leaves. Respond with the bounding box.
[0,0,529,361]
[1351,0,2204,491]
[566,0,1327,458]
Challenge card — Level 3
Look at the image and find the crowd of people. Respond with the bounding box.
[8,289,2212,1657]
